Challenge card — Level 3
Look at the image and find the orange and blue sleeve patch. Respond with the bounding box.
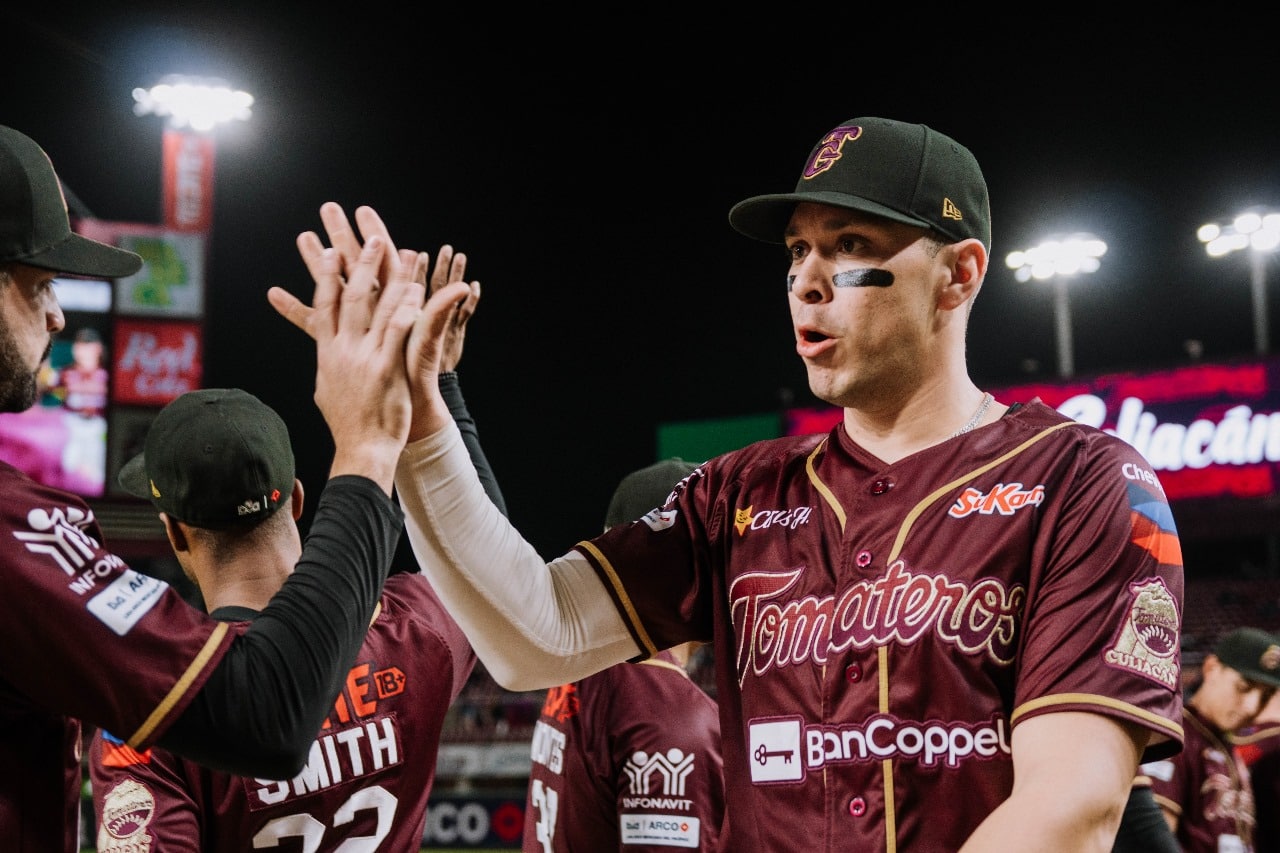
[1127,483,1183,566]
[100,730,152,768]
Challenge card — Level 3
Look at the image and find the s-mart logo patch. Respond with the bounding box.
[948,483,1045,517]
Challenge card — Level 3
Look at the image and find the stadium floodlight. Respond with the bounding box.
[1005,233,1108,378]
[1197,208,1280,354]
[132,75,253,132]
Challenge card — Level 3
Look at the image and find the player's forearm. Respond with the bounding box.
[960,808,1123,852]
[439,370,508,517]
[397,421,639,690]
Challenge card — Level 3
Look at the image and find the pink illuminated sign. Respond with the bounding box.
[784,357,1280,503]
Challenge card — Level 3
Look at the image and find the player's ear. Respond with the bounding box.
[160,513,190,554]
[938,238,987,311]
[291,479,305,521]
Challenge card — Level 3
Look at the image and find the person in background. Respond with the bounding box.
[89,246,499,851]
[524,458,724,852]
[51,326,109,482]
[1232,671,1280,853]
[1140,627,1280,852]
[0,123,419,852]
[275,117,1186,851]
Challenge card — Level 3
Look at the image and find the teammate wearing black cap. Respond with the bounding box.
[1137,627,1280,852]
[0,124,421,851]
[282,117,1187,851]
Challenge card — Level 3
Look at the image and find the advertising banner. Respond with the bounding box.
[111,319,203,406]
[75,219,206,318]
[162,128,215,232]
[784,356,1280,503]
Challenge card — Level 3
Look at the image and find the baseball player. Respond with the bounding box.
[523,459,724,852]
[278,117,1187,851]
[1140,627,1280,852]
[89,247,497,851]
[0,124,419,852]
[1232,688,1280,853]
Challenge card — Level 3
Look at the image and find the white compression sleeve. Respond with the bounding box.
[396,421,641,691]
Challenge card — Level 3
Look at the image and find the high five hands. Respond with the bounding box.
[267,203,473,451]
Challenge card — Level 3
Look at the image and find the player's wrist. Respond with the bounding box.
[329,441,401,495]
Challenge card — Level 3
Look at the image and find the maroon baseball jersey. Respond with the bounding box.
[89,571,475,852]
[523,647,724,852]
[1145,704,1256,852]
[1233,720,1280,853]
[0,462,235,852]
[576,400,1185,851]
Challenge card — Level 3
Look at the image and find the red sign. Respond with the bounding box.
[162,128,215,232]
[111,319,204,405]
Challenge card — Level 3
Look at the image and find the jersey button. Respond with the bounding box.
[870,479,893,495]
[848,796,867,817]
[844,663,862,684]
[855,550,872,568]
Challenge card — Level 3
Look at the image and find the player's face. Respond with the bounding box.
[783,204,946,408]
[0,264,64,413]
[1196,656,1271,731]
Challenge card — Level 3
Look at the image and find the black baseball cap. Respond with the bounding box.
[0,125,142,278]
[605,458,700,530]
[119,388,296,529]
[1214,627,1280,689]
[728,116,991,250]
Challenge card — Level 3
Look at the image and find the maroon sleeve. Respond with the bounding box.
[90,731,203,853]
[0,466,233,746]
[1009,427,1184,758]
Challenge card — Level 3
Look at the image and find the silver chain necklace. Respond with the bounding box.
[949,392,994,439]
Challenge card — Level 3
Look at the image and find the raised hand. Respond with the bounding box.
[269,203,471,452]
[429,244,481,374]
[269,227,424,494]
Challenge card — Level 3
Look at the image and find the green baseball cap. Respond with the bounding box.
[728,116,991,250]
[1214,627,1280,689]
[605,458,700,530]
[119,388,296,529]
[0,125,143,278]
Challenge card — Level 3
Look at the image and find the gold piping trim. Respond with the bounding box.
[889,421,1074,562]
[578,539,658,657]
[805,439,844,532]
[129,622,230,748]
[1010,692,1185,741]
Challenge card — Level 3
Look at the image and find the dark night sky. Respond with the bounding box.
[5,7,1279,559]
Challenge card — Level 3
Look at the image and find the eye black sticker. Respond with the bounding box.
[833,268,894,288]
[787,268,894,292]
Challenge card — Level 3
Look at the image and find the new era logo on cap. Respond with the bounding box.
[728,116,990,251]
